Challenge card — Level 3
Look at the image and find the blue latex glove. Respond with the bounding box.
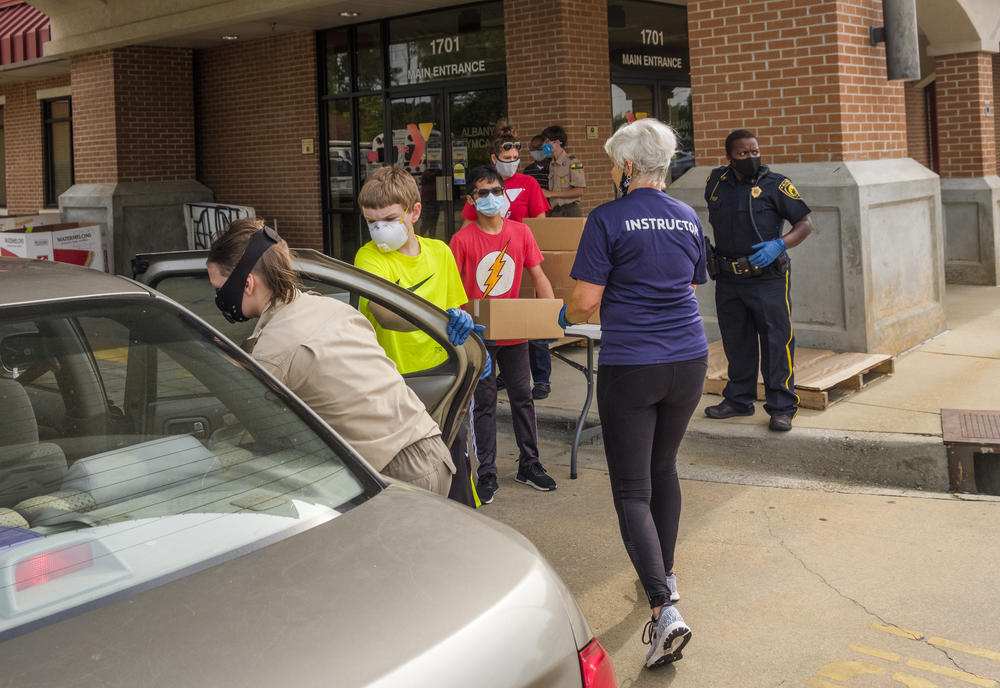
[446,308,475,345]
[558,304,574,329]
[471,324,491,380]
[749,238,786,268]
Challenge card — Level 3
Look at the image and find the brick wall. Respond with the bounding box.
[0,74,71,214]
[195,32,322,251]
[935,51,997,178]
[505,0,613,212]
[688,0,907,165]
[904,81,930,169]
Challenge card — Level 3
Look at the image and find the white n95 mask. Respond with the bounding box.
[368,220,409,253]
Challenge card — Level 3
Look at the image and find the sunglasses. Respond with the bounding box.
[472,186,505,198]
[499,141,521,152]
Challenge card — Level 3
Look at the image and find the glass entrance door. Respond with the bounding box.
[611,80,694,183]
[390,87,504,243]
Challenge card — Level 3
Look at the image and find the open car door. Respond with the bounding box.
[131,248,484,447]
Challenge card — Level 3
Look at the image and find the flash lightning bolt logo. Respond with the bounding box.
[482,241,510,297]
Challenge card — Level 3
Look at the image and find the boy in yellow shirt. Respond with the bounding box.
[355,166,480,507]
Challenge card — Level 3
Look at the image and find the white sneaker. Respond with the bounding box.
[642,605,691,668]
[665,573,680,602]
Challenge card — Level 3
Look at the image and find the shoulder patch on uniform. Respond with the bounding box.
[779,178,802,200]
[570,162,583,169]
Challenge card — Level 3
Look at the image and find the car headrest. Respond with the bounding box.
[0,378,38,447]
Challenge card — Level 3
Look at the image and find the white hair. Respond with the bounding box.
[604,118,678,187]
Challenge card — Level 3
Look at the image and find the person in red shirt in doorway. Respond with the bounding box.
[461,120,549,224]
[450,165,557,504]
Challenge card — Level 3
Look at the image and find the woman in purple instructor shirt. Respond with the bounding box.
[559,117,708,670]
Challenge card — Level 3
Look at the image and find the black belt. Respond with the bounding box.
[717,255,765,276]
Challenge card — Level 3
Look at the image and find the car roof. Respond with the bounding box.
[0,257,152,307]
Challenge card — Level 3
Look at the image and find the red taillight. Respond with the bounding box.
[579,638,616,688]
[15,542,93,591]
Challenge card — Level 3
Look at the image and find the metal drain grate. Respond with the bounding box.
[942,409,1000,444]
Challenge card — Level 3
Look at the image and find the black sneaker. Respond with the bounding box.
[515,463,557,491]
[531,383,551,400]
[704,400,754,419]
[476,474,498,505]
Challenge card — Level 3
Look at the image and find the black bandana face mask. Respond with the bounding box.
[730,156,761,179]
[214,227,280,323]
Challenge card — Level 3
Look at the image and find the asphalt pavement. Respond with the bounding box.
[485,436,1000,687]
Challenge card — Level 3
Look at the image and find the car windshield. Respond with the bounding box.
[0,296,377,637]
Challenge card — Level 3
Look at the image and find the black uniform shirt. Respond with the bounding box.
[704,164,811,257]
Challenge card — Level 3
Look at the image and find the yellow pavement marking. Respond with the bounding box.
[873,622,924,640]
[94,348,128,363]
[850,643,901,662]
[928,637,1000,663]
[817,660,886,681]
[806,679,845,688]
[893,673,938,688]
[905,658,997,687]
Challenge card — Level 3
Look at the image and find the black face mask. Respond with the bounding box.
[730,156,761,179]
[214,227,280,323]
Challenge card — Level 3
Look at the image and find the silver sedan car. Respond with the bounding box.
[0,255,616,688]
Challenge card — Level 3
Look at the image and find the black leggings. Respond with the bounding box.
[597,356,707,609]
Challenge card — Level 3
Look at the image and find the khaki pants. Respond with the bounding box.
[548,201,583,217]
[382,434,455,496]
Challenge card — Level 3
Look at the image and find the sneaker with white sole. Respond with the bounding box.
[514,462,557,491]
[665,573,680,603]
[642,604,691,668]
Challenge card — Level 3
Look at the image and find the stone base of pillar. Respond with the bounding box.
[941,175,1000,285]
[59,181,213,276]
[670,159,946,356]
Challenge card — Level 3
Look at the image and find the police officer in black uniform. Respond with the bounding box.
[703,129,813,431]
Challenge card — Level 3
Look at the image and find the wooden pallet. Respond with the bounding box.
[704,340,894,410]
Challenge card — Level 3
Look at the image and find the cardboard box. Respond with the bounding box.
[541,250,577,292]
[471,298,565,340]
[0,222,111,272]
[524,216,587,251]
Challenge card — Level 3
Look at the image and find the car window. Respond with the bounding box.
[0,297,378,637]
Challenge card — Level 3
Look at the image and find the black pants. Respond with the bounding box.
[447,419,476,507]
[715,272,798,416]
[471,342,540,479]
[597,357,707,609]
[528,340,552,386]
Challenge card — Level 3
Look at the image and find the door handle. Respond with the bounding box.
[436,176,452,201]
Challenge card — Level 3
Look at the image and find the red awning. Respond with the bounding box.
[0,2,50,66]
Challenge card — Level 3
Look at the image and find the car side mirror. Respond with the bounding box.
[0,333,47,376]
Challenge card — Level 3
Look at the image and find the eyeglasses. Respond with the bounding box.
[472,186,505,198]
[499,141,521,152]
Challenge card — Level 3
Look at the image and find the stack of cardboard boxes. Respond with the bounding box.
[0,215,112,272]
[523,217,599,325]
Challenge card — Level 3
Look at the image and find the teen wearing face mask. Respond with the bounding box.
[450,165,557,505]
[207,218,457,496]
[354,166,489,508]
[460,120,549,224]
[702,129,813,433]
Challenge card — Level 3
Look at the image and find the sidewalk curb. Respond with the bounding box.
[497,400,950,491]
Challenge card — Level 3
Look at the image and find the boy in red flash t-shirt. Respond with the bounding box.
[449,166,557,504]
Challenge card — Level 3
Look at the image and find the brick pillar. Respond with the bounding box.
[688,0,907,165]
[505,0,612,212]
[935,52,997,178]
[934,51,1000,285]
[671,0,946,353]
[71,47,195,183]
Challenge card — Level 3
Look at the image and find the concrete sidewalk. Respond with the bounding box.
[499,284,1000,491]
